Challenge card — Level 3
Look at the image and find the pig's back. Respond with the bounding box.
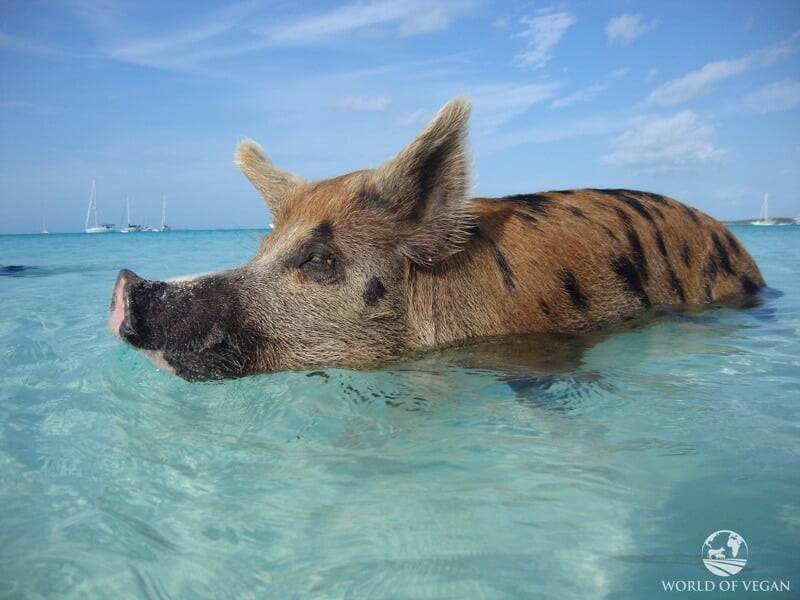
[407,188,765,346]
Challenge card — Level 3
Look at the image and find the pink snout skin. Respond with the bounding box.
[108,273,127,338]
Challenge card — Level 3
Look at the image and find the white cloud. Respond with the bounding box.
[645,58,752,106]
[759,30,800,65]
[85,2,267,72]
[333,95,391,111]
[602,111,730,173]
[471,82,563,129]
[515,10,576,70]
[551,84,607,109]
[605,14,659,44]
[478,115,621,154]
[73,1,474,72]
[741,79,800,114]
[399,4,473,35]
[268,0,474,44]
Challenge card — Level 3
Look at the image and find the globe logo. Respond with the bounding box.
[701,530,748,577]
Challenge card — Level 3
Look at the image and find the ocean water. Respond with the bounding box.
[0,226,798,598]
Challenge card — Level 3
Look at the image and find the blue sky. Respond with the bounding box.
[1,1,799,233]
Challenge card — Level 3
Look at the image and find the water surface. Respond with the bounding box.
[1,226,798,598]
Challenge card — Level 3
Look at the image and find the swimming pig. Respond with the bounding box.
[108,98,764,380]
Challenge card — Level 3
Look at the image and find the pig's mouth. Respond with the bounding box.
[108,269,263,381]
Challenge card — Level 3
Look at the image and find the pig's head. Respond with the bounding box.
[108,98,474,380]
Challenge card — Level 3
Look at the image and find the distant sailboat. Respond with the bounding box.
[119,197,143,233]
[159,195,171,231]
[84,179,115,233]
[751,193,777,226]
[41,216,49,234]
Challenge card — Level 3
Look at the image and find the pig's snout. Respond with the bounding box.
[108,269,140,339]
[108,269,177,376]
[107,268,259,380]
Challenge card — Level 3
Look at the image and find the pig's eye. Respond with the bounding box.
[307,253,335,268]
[299,249,341,284]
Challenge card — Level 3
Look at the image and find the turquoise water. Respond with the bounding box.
[1,227,798,598]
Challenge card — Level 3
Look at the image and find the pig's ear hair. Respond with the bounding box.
[235,140,302,216]
[378,97,474,265]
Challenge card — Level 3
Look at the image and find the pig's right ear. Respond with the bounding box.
[235,140,302,216]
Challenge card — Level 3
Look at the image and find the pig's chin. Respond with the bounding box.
[140,349,177,376]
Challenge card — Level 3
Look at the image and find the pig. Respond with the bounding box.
[108,98,765,381]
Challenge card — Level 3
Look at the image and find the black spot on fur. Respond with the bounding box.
[539,299,551,316]
[612,205,632,226]
[702,253,719,302]
[508,194,552,217]
[492,244,515,291]
[667,266,687,304]
[654,231,669,260]
[625,227,649,282]
[611,206,650,279]
[724,230,742,256]
[682,204,701,224]
[631,190,671,205]
[569,206,588,220]
[594,188,626,197]
[648,203,665,219]
[681,240,691,267]
[652,231,685,303]
[703,253,719,281]
[618,194,655,223]
[612,255,652,308]
[711,233,734,274]
[594,188,668,208]
[560,268,588,309]
[312,221,333,240]
[514,210,540,226]
[357,190,390,211]
[363,276,387,306]
[740,276,760,295]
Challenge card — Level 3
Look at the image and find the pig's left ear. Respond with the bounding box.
[235,140,302,218]
[378,98,474,265]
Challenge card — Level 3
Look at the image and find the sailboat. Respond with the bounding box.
[751,193,777,226]
[158,195,171,231]
[41,216,49,234]
[119,197,143,233]
[84,179,115,233]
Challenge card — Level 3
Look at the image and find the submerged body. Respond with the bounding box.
[108,99,764,380]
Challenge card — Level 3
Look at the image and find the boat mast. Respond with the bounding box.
[85,179,97,230]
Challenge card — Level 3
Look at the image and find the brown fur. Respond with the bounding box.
[111,98,765,379]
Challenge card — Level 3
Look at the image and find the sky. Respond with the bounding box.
[1,0,799,234]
